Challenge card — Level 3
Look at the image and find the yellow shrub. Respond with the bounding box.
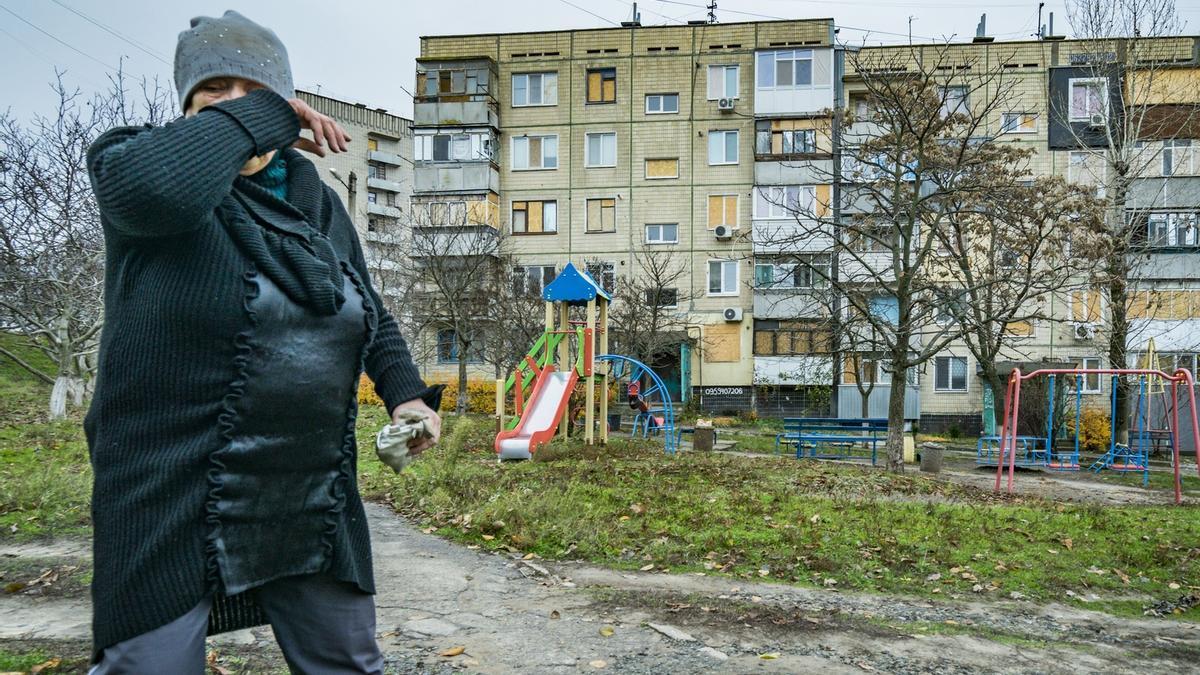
[358,375,383,406]
[432,379,498,413]
[1066,407,1111,452]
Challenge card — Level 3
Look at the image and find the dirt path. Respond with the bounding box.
[1,503,1197,674]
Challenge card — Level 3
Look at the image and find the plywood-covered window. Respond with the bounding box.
[708,194,738,229]
[1000,112,1038,133]
[511,200,558,234]
[644,158,678,179]
[753,319,832,355]
[755,120,818,155]
[586,67,616,104]
[586,198,616,233]
[1070,288,1102,323]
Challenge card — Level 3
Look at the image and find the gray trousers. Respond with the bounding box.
[90,573,384,675]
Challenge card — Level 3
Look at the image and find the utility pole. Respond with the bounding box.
[707,1,717,24]
[908,15,915,44]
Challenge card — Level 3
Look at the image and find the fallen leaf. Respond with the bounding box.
[550,610,561,619]
[439,646,466,657]
[30,658,61,674]
[629,503,645,514]
[481,534,495,541]
[599,625,615,637]
[3,582,26,594]
[926,573,941,582]
[810,514,821,524]
[639,564,655,571]
[589,660,608,669]
[1062,538,1073,550]
[759,652,781,660]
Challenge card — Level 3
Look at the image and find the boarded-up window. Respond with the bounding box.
[1005,320,1034,336]
[645,158,678,179]
[367,138,379,151]
[586,198,616,233]
[512,200,558,234]
[708,194,738,228]
[753,319,832,355]
[587,68,616,104]
[703,323,741,363]
[1071,289,1102,322]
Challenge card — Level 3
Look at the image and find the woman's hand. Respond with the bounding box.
[391,399,441,457]
[287,97,351,157]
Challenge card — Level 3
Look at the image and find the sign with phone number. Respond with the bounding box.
[702,387,746,396]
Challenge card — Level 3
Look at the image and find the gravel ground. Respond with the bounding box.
[1,502,1196,674]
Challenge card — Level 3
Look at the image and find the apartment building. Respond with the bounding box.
[409,19,1200,428]
[296,89,413,297]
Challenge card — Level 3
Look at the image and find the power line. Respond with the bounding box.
[49,0,172,66]
[0,2,117,70]
[557,0,622,26]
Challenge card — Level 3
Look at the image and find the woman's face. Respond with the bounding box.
[186,77,276,175]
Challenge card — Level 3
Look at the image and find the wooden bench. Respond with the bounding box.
[775,418,887,465]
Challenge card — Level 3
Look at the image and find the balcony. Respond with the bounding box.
[367,177,406,193]
[752,292,825,319]
[413,162,500,194]
[366,202,403,218]
[752,219,833,254]
[369,150,407,166]
[413,99,499,128]
[410,225,499,258]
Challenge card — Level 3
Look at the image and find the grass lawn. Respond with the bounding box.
[365,415,1200,610]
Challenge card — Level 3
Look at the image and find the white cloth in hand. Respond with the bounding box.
[375,409,434,473]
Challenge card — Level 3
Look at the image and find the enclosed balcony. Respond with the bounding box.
[414,57,500,128]
[414,163,500,193]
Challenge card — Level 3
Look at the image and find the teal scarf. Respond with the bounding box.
[246,152,288,201]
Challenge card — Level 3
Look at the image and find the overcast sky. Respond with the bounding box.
[3,0,1198,120]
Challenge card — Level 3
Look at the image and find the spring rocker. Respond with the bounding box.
[993,366,1200,504]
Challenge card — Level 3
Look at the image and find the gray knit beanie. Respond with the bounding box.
[174,10,295,109]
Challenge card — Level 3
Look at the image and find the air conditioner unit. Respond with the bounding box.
[714,224,733,240]
[1088,113,1106,127]
[717,97,735,111]
[723,307,743,322]
[1072,322,1096,340]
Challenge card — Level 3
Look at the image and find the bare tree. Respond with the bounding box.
[0,68,174,418]
[759,42,1104,470]
[607,247,699,366]
[1058,0,1199,443]
[477,257,546,380]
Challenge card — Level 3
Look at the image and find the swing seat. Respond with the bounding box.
[1046,462,1080,470]
[1109,463,1146,471]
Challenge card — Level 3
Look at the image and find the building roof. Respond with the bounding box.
[543,262,611,304]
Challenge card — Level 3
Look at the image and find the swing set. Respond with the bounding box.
[992,366,1200,504]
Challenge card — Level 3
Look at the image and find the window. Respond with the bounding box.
[1163,139,1193,177]
[1068,78,1107,122]
[753,319,832,356]
[645,223,678,244]
[436,329,480,363]
[423,200,467,225]
[646,287,678,308]
[584,261,616,294]
[367,162,387,180]
[756,50,814,89]
[512,265,556,296]
[755,121,817,155]
[586,198,616,233]
[585,132,617,168]
[645,158,678,179]
[841,356,891,385]
[511,134,558,170]
[367,191,378,204]
[586,67,616,104]
[708,130,739,165]
[1081,356,1102,393]
[367,138,379,151]
[707,259,739,296]
[707,65,739,100]
[512,72,558,106]
[753,255,830,289]
[645,93,679,114]
[415,132,493,162]
[754,185,815,219]
[1147,212,1199,248]
[1000,112,1038,134]
[511,200,557,234]
[367,217,379,233]
[1070,288,1102,323]
[707,194,738,229]
[847,219,896,252]
[1067,151,1106,196]
[934,356,968,392]
[939,86,968,117]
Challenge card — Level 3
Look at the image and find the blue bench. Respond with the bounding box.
[975,435,1050,466]
[775,418,887,465]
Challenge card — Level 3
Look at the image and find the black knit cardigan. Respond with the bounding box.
[84,89,435,658]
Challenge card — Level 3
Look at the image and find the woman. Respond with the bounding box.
[85,11,440,673]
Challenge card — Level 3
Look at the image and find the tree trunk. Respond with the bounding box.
[456,341,469,416]
[860,387,871,419]
[884,365,908,472]
[1109,271,1130,445]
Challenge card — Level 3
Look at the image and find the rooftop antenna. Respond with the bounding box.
[1036,1,1045,39]
[908,15,916,44]
[707,0,717,24]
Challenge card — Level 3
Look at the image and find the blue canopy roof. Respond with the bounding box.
[542,262,612,304]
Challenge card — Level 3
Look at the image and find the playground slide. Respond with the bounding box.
[495,365,578,460]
